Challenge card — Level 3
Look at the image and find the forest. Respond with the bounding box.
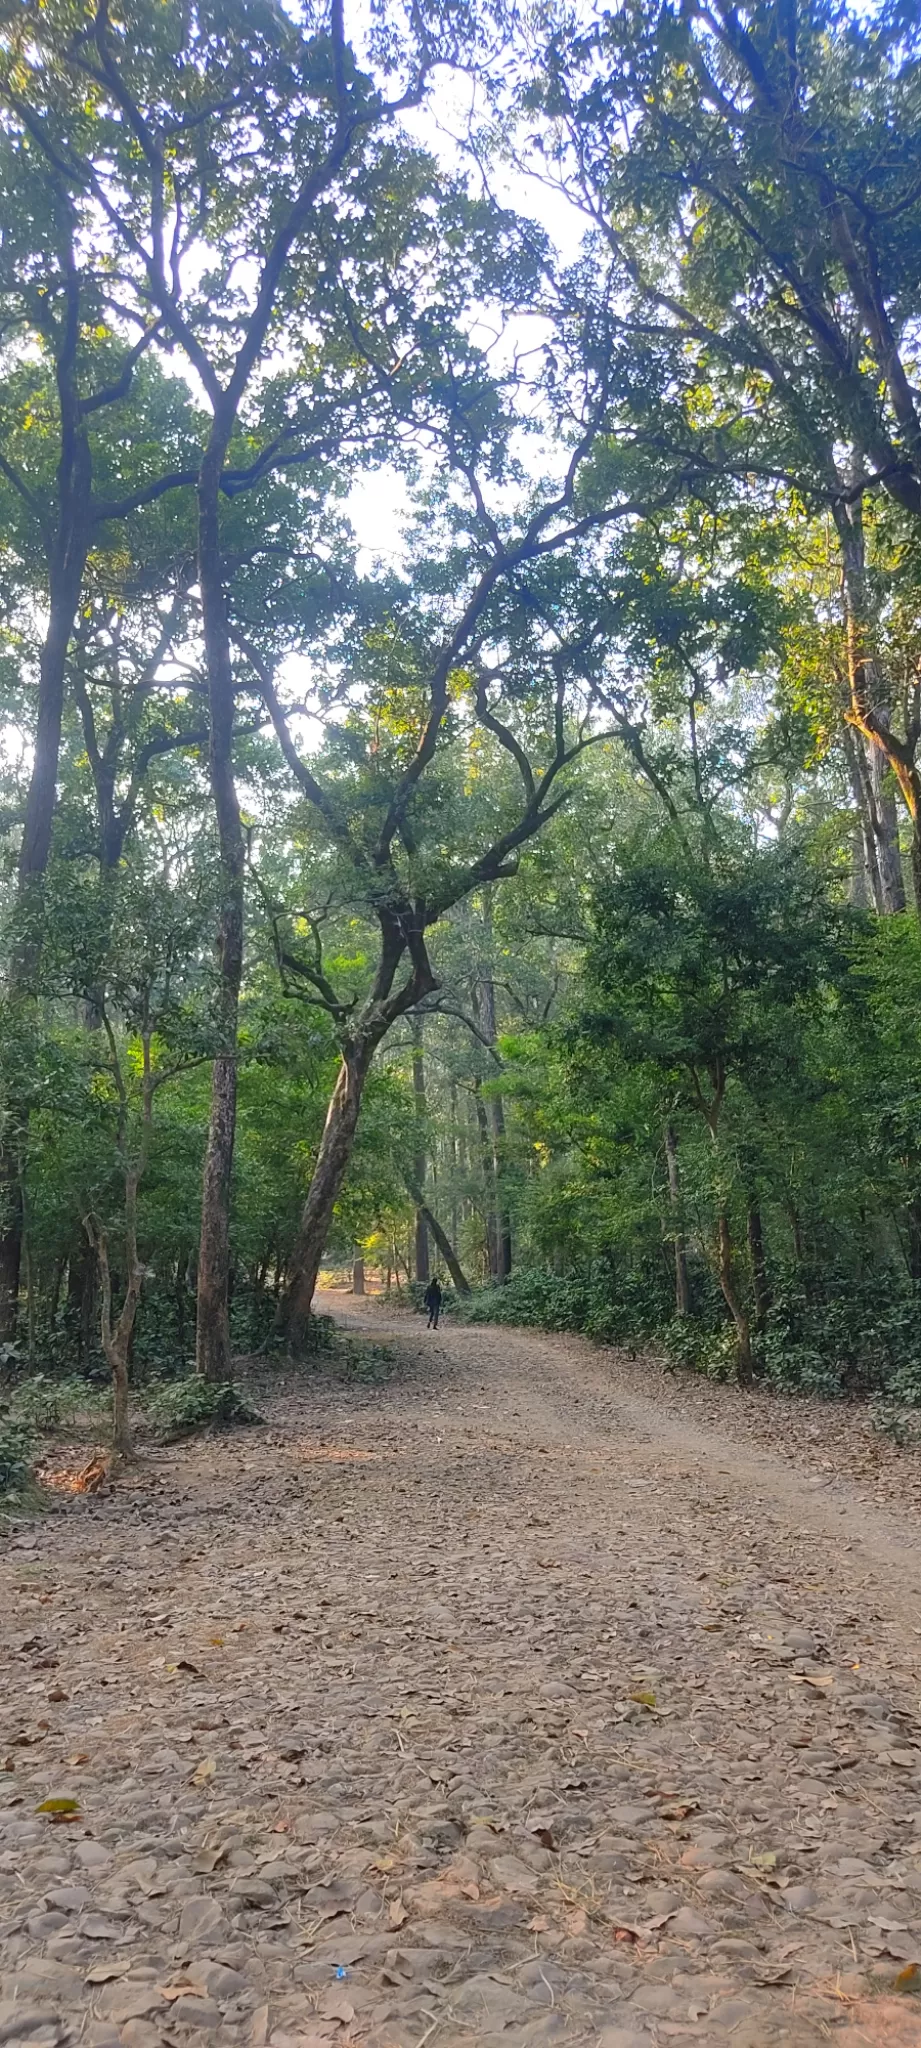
[3,0,921,1462]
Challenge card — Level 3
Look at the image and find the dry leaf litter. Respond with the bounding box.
[4,1294,921,2048]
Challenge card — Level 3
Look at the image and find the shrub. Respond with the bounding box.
[9,1375,109,1430]
[0,1418,36,1499]
[144,1377,263,1441]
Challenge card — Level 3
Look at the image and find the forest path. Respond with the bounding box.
[4,1304,921,2048]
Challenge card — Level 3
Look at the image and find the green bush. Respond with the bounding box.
[661,1317,738,1380]
[0,1418,37,1498]
[450,1262,666,1343]
[9,1375,109,1430]
[144,1377,263,1441]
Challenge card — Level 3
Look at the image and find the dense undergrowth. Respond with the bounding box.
[445,1262,921,1412]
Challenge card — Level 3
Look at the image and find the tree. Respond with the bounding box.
[517,0,921,903]
[579,841,847,1382]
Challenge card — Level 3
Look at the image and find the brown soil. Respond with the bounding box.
[4,1296,921,2048]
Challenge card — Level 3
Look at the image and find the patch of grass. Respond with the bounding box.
[144,1376,263,1442]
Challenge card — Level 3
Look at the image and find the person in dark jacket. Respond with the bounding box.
[423,1276,443,1329]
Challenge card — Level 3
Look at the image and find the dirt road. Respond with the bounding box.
[4,1300,921,2048]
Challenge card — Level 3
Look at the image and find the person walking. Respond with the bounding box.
[423,1276,443,1329]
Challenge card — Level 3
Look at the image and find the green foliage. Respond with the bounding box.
[144,1378,263,1443]
[9,1376,108,1430]
[0,1418,36,1498]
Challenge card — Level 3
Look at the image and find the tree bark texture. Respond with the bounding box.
[747,1202,771,1327]
[473,1079,499,1279]
[664,1124,691,1317]
[412,1016,430,1285]
[716,1211,754,1388]
[283,1041,374,1353]
[836,498,913,915]
[195,430,246,1383]
[0,378,93,1334]
[477,923,512,1280]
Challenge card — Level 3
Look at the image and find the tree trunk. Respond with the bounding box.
[473,1079,499,1278]
[477,936,512,1279]
[747,1201,771,1327]
[88,1212,142,1462]
[0,553,92,1331]
[352,1256,365,1296]
[716,1211,754,1388]
[836,495,910,914]
[664,1124,691,1316]
[0,1171,23,1342]
[404,1174,471,1294]
[412,1016,430,1285]
[420,1204,470,1295]
[283,1041,374,1354]
[906,1199,921,1284]
[195,431,246,1383]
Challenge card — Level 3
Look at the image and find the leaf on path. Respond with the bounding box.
[36,1797,80,1817]
[318,1988,355,2025]
[895,1964,921,1992]
[65,1752,89,1765]
[629,1689,657,1709]
[191,1756,216,1785]
[192,1844,228,1872]
[790,1674,833,1689]
[388,1899,407,1928]
[159,1983,201,2001]
[751,1851,779,1871]
[86,1962,131,1984]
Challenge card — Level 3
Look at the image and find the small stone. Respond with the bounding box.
[782,1886,818,1913]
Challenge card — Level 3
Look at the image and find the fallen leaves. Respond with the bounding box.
[190,1755,216,1786]
[35,1796,80,1820]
